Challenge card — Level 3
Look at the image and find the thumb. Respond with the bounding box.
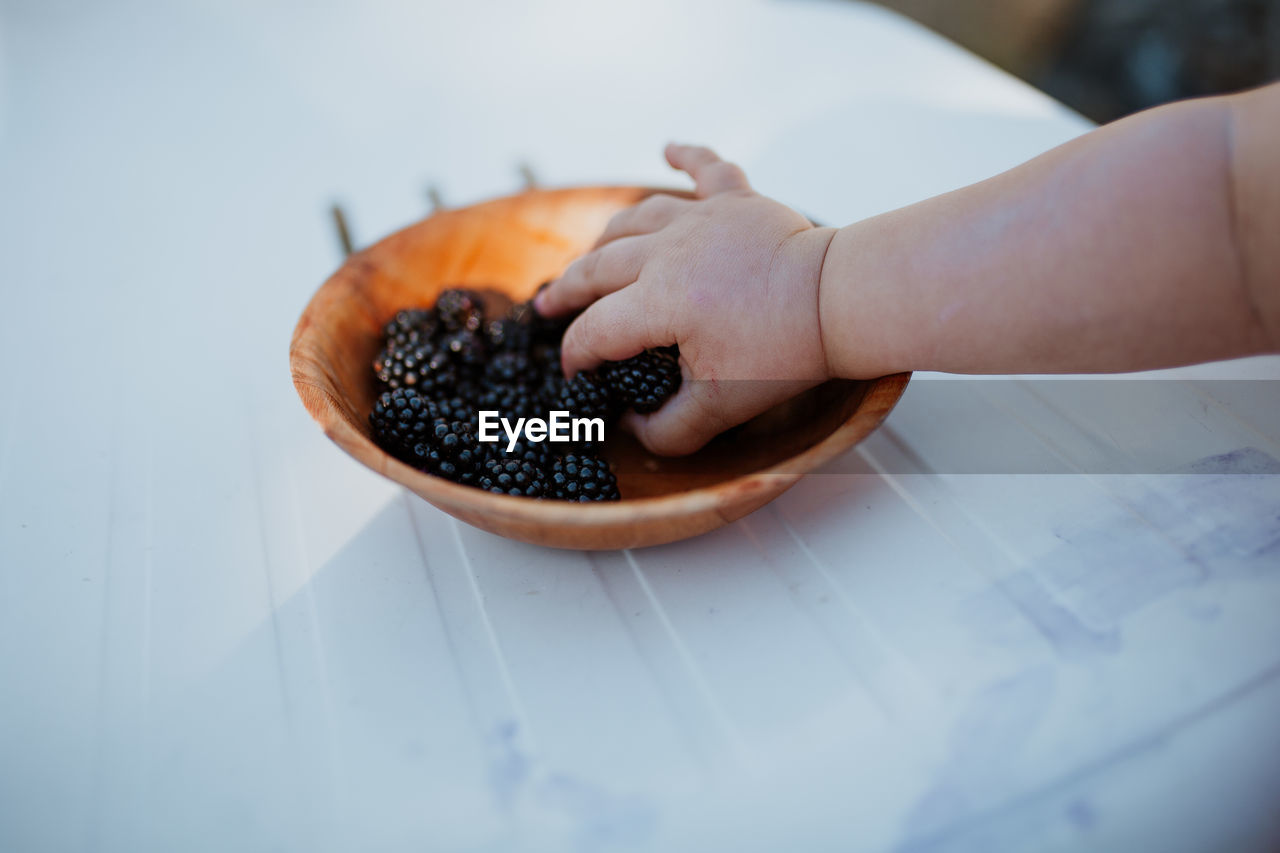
[621,380,730,457]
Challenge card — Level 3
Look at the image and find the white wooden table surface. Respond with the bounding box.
[2,1,1278,851]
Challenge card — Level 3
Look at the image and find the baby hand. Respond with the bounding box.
[535,144,836,455]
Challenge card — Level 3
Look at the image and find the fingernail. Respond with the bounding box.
[532,282,551,314]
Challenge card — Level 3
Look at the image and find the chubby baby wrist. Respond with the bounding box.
[780,225,839,379]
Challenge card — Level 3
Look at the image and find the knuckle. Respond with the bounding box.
[574,303,621,352]
[626,233,652,264]
[709,161,746,185]
[561,256,585,287]
[637,196,666,223]
[639,284,672,345]
[603,209,631,237]
[596,242,628,282]
[638,194,666,213]
[645,202,676,231]
[659,193,689,217]
[562,315,596,363]
[578,249,602,282]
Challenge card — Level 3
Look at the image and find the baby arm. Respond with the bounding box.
[821,83,1280,379]
[537,83,1280,455]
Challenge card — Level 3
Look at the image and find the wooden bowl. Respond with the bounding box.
[290,186,909,550]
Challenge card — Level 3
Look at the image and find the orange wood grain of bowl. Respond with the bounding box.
[290,186,909,550]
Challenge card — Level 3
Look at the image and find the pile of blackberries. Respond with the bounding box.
[368,288,682,501]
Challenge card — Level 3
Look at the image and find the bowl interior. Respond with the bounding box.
[291,186,907,548]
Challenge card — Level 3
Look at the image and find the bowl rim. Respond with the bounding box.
[289,184,911,530]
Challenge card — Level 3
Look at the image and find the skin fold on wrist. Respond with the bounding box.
[818,218,920,380]
[776,225,839,381]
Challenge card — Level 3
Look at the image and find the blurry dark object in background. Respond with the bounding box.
[1041,0,1280,122]
[870,0,1280,123]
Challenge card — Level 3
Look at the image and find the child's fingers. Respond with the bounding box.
[559,285,669,377]
[536,235,653,317]
[664,143,751,197]
[621,382,729,457]
[592,193,691,248]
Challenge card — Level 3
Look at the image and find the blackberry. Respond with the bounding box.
[542,371,619,424]
[433,394,477,425]
[373,339,458,395]
[441,328,487,370]
[436,289,484,333]
[369,389,440,462]
[370,287,638,502]
[369,389,487,482]
[549,453,620,502]
[602,349,681,414]
[478,457,547,498]
[526,293,576,346]
[420,419,488,484]
[485,315,534,353]
[474,405,556,496]
[532,343,562,374]
[476,383,542,424]
[383,308,439,348]
[484,426,556,470]
[485,351,538,386]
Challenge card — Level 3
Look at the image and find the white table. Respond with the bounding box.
[2,2,1278,850]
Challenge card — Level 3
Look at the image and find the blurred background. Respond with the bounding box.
[871,0,1280,121]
